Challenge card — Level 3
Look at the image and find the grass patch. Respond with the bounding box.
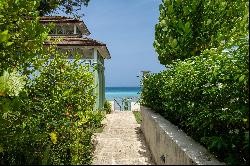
[94,125,104,133]
[133,111,142,124]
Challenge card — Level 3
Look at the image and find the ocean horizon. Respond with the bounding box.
[105,87,141,101]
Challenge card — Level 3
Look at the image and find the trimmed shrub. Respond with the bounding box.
[141,37,249,165]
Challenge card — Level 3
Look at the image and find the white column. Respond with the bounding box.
[74,25,77,34]
[93,48,99,111]
[93,48,98,61]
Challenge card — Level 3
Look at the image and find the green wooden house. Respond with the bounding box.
[40,16,111,110]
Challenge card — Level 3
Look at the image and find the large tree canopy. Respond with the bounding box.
[38,0,90,16]
[0,0,49,75]
[154,0,249,65]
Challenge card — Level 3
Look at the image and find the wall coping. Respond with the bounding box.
[141,106,225,165]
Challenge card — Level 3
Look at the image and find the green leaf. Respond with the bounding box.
[171,39,177,48]
[207,19,212,25]
[183,6,189,15]
[0,30,9,43]
[6,42,14,46]
[184,22,191,33]
[239,75,245,82]
[163,26,168,32]
[160,20,166,27]
[213,70,217,76]
[168,5,173,13]
[0,145,3,153]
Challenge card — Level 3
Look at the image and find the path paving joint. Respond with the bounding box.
[92,111,155,165]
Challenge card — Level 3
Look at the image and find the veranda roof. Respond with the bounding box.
[44,37,111,59]
[39,16,90,36]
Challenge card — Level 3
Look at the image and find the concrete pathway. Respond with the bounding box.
[92,111,155,165]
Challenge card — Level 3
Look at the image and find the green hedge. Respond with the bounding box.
[141,38,249,165]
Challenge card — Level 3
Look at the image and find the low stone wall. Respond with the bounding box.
[140,106,224,165]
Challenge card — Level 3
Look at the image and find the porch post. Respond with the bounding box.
[99,64,105,110]
[97,57,105,110]
[93,48,99,111]
[101,63,105,109]
[74,25,77,34]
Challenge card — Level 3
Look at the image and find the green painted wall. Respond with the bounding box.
[93,62,99,111]
[94,51,105,111]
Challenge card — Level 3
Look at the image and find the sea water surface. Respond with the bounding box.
[105,87,141,101]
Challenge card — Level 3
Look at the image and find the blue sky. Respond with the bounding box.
[70,0,165,87]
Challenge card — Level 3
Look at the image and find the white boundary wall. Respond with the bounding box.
[141,106,225,165]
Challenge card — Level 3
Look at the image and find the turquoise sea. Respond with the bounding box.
[105,87,141,101]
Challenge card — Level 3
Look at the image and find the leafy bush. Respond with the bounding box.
[104,100,112,114]
[154,0,248,65]
[0,0,102,165]
[141,37,249,164]
[0,52,104,165]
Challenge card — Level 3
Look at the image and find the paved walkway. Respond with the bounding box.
[92,111,155,165]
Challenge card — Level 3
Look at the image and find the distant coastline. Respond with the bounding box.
[105,86,141,88]
[105,87,141,100]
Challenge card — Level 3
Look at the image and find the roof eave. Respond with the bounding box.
[97,46,111,59]
[78,22,91,36]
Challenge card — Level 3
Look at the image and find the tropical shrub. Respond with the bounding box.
[0,0,101,165]
[154,0,249,65]
[0,51,103,165]
[104,100,112,114]
[141,37,249,164]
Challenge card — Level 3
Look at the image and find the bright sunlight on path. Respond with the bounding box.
[92,111,155,165]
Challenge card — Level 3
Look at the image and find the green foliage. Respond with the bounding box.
[104,100,112,114]
[133,111,142,124]
[0,70,26,97]
[0,1,100,163]
[154,0,249,65]
[141,37,249,164]
[147,0,249,164]
[0,0,50,75]
[0,0,100,165]
[0,51,103,165]
[38,0,91,16]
